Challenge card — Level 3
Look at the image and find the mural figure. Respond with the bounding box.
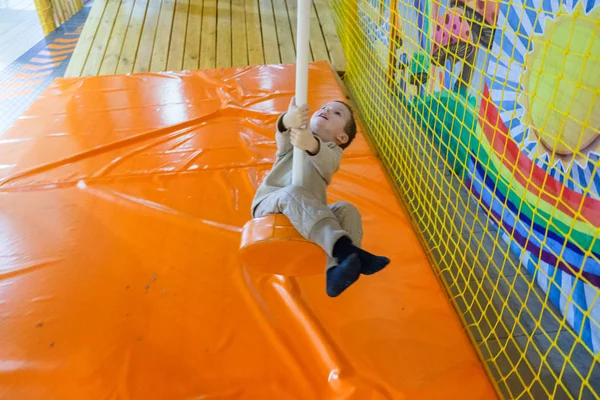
[430,0,500,93]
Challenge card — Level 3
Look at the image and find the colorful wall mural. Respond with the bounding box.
[360,0,600,352]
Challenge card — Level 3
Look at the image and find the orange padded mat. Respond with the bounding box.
[0,61,495,399]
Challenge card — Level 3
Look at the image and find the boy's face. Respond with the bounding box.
[310,102,351,146]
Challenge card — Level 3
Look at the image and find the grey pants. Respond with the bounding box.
[253,186,363,270]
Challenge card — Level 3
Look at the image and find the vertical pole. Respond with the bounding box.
[34,0,57,35]
[292,0,311,186]
[54,0,67,24]
[386,0,400,88]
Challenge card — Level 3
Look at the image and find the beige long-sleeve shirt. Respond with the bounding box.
[251,114,343,216]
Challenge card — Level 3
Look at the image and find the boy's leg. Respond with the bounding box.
[325,202,363,270]
[253,186,348,258]
[254,188,387,297]
[328,202,390,277]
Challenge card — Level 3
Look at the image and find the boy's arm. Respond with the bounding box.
[306,138,343,184]
[275,113,292,157]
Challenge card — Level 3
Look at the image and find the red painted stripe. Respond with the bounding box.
[0,88,33,99]
[22,62,61,71]
[30,56,67,64]
[13,71,52,79]
[480,85,600,226]
[55,38,79,43]
[48,43,77,49]
[39,49,74,56]
[0,79,43,88]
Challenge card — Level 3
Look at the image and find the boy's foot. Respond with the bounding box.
[333,236,390,276]
[326,253,361,297]
[356,249,390,275]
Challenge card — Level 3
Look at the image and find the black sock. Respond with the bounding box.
[332,236,355,261]
[333,236,390,276]
[326,253,361,297]
[357,249,390,275]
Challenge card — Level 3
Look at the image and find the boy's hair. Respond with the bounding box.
[334,101,357,149]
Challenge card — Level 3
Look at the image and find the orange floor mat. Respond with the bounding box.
[0,61,496,399]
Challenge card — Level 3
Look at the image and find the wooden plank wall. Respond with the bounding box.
[65,0,346,77]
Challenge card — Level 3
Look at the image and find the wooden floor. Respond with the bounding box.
[0,0,45,71]
[64,0,345,77]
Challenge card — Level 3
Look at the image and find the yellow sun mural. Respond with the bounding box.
[519,3,600,166]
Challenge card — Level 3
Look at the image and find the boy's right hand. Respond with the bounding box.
[283,97,310,130]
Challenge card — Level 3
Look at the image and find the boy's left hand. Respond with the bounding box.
[290,128,319,154]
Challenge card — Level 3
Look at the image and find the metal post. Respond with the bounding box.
[292,0,311,186]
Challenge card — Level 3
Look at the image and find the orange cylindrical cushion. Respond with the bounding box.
[240,214,326,276]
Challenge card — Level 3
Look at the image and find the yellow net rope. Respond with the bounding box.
[328,0,600,398]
